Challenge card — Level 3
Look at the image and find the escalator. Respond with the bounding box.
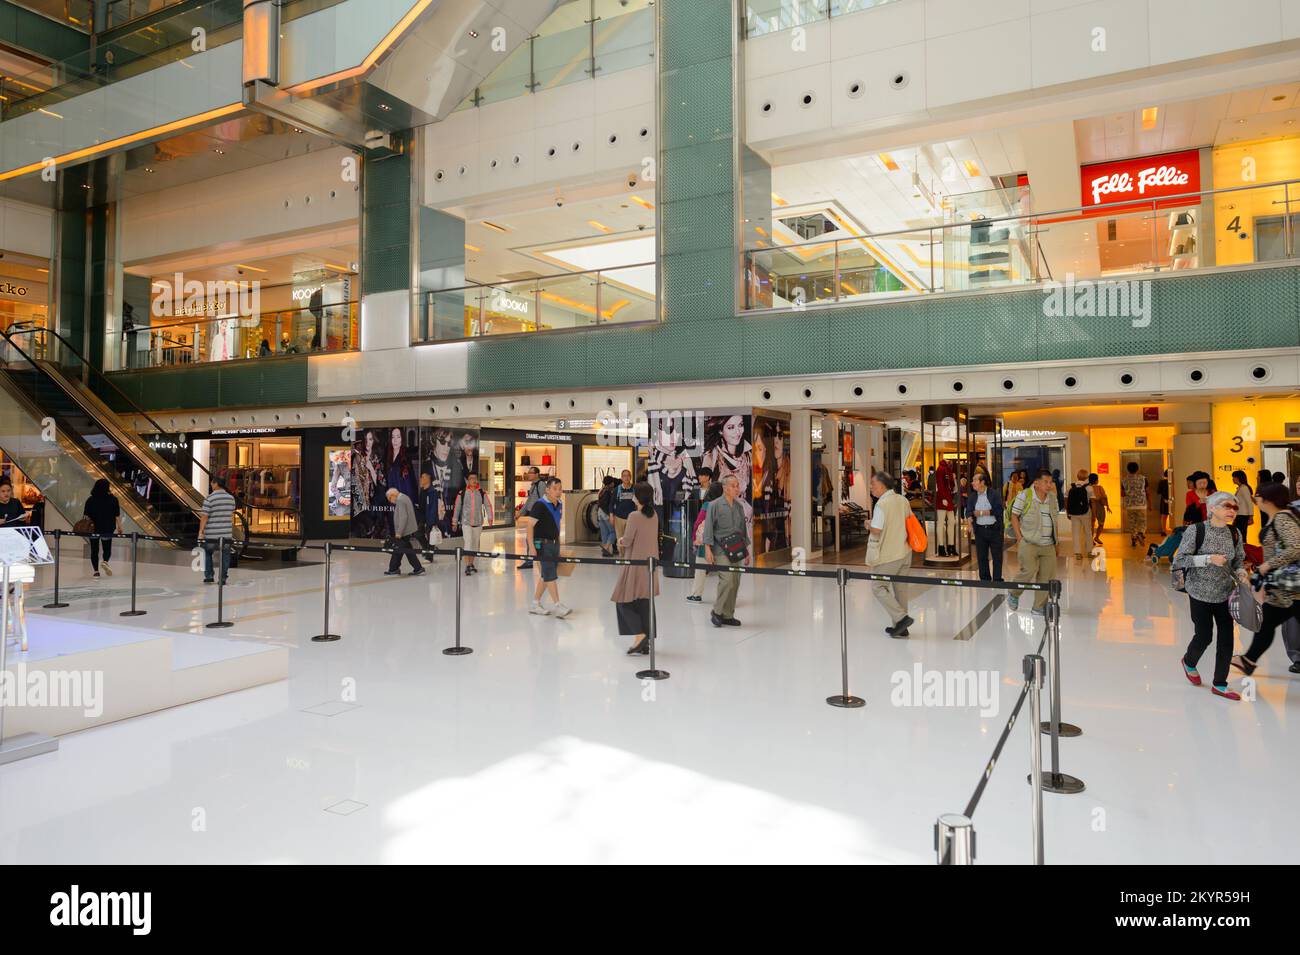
[0,328,300,557]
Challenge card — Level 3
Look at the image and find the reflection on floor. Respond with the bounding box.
[1,526,1297,864]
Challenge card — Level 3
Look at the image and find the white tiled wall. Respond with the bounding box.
[119,148,359,263]
[745,0,1300,150]
[422,64,656,208]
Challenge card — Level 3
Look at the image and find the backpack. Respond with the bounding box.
[1172,522,1239,593]
[1066,483,1090,516]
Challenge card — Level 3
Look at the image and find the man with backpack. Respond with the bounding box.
[1009,469,1059,615]
[1066,468,1092,562]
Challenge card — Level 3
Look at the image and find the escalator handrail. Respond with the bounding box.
[0,328,250,540]
[3,327,297,545]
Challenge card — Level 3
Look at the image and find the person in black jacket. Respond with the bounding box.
[83,478,122,578]
[964,470,1005,581]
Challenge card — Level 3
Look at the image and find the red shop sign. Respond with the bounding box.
[1079,149,1200,216]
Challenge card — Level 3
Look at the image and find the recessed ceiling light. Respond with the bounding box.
[464,243,481,252]
[213,147,225,154]
[587,220,611,233]
[771,192,788,206]
[378,103,392,111]
[234,263,268,273]
[877,152,900,171]
[630,195,655,210]
[468,29,478,38]
[143,167,154,173]
[1236,118,1247,125]
[961,159,981,177]
[481,220,510,233]
[1141,106,1158,129]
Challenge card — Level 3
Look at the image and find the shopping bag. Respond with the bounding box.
[905,512,927,553]
[1229,579,1264,632]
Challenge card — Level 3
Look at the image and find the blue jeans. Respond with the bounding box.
[597,513,617,550]
[203,539,230,582]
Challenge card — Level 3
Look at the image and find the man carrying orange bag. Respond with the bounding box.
[867,471,915,638]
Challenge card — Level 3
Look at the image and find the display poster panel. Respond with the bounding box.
[325,446,351,520]
[350,424,479,538]
[752,414,792,558]
[581,445,633,490]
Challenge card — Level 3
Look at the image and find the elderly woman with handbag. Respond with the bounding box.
[1173,491,1248,700]
[1233,483,1300,677]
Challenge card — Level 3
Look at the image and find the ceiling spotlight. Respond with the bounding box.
[143,167,154,173]
[468,29,478,38]
[378,103,392,111]
[213,147,225,154]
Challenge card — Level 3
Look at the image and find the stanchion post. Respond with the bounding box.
[206,537,233,629]
[1026,653,1046,865]
[443,545,472,655]
[1040,579,1082,737]
[1038,579,1085,795]
[934,813,975,865]
[827,566,865,708]
[43,529,68,609]
[636,555,669,681]
[312,541,341,642]
[119,531,146,617]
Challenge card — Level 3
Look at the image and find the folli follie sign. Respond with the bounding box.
[1079,149,1200,217]
[1142,407,1160,421]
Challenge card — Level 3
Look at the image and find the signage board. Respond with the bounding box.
[1080,149,1200,217]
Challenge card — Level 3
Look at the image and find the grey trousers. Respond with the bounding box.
[714,554,744,618]
[871,556,911,624]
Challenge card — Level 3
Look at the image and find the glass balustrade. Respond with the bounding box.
[0,0,344,122]
[743,180,1297,311]
[459,1,655,110]
[415,264,657,344]
[119,302,358,370]
[743,0,900,38]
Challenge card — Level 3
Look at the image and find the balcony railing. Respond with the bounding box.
[0,0,342,122]
[744,179,1299,311]
[415,264,657,343]
[119,302,357,370]
[459,0,655,110]
[743,0,901,38]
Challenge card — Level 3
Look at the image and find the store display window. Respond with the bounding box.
[208,435,301,535]
[514,443,558,517]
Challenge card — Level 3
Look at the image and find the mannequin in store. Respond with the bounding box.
[934,459,958,557]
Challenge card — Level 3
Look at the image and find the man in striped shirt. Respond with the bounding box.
[199,477,237,584]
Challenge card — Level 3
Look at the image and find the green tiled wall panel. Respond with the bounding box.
[661,58,733,150]
[660,140,733,203]
[661,192,734,256]
[106,358,309,412]
[658,0,733,73]
[362,151,412,296]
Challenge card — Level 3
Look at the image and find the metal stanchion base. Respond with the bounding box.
[42,602,69,609]
[826,695,866,708]
[311,633,341,643]
[206,621,234,629]
[0,732,59,765]
[1029,771,1086,794]
[442,646,473,656]
[119,610,146,617]
[1041,721,1082,738]
[636,668,669,680]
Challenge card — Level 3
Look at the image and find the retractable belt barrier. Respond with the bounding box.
[39,527,1081,860]
[934,593,1085,866]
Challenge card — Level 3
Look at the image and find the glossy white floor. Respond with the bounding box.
[1,530,1296,865]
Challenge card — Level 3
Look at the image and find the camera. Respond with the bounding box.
[555,197,565,207]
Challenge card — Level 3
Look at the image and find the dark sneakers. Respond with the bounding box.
[711,612,724,628]
[383,570,401,576]
[722,617,741,626]
[410,568,426,577]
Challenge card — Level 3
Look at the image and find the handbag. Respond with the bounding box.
[73,516,95,535]
[1229,580,1264,632]
[718,530,749,562]
[905,512,927,553]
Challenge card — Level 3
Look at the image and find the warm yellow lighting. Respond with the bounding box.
[285,0,438,95]
[587,220,611,233]
[877,153,899,171]
[1141,106,1158,130]
[481,220,510,233]
[323,262,352,272]
[754,225,769,237]
[961,159,981,177]
[0,103,244,183]
[37,108,64,119]
[234,263,268,273]
[771,192,788,206]
[630,195,655,210]
[464,243,481,253]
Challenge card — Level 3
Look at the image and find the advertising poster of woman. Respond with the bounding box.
[350,428,384,538]
[752,416,792,557]
[647,414,699,515]
[325,447,351,520]
[702,413,754,552]
[419,427,480,537]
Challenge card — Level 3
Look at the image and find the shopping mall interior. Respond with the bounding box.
[0,0,1298,892]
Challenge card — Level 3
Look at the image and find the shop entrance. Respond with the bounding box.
[1119,449,1166,535]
